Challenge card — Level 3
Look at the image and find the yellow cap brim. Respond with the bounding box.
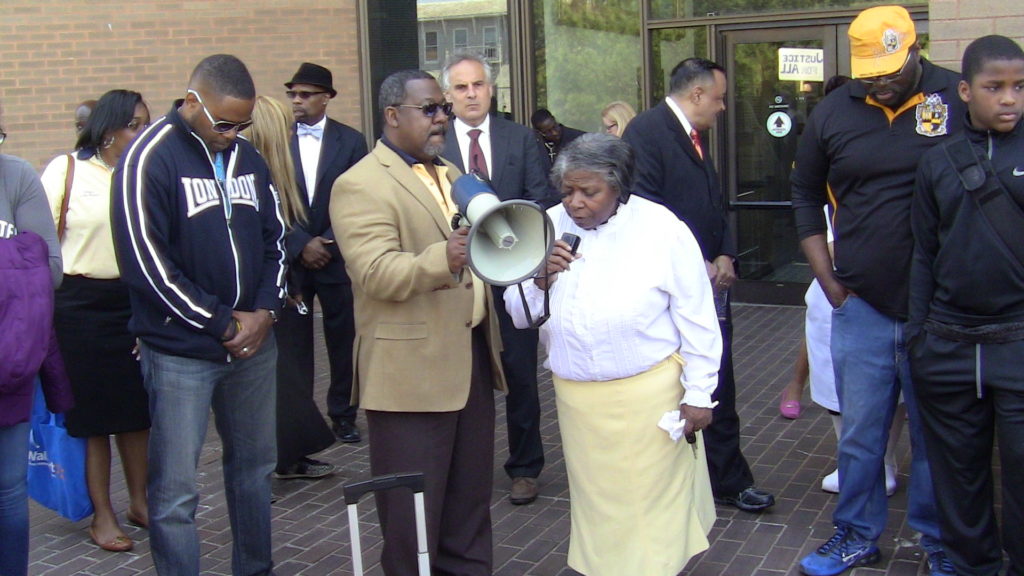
[851,47,909,79]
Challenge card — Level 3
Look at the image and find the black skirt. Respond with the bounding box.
[54,275,149,438]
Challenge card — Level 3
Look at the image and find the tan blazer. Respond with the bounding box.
[330,140,506,412]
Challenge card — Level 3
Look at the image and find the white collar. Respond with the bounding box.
[455,115,491,139]
[664,96,695,135]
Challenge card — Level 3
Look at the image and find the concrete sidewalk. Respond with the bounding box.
[27,304,953,575]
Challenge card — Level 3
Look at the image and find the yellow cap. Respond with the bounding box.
[848,5,916,79]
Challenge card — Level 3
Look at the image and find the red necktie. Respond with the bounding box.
[690,129,704,161]
[468,129,489,179]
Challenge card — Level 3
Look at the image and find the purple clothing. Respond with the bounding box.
[0,231,73,426]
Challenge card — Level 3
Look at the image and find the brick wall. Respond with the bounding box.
[0,1,364,170]
[929,0,1024,70]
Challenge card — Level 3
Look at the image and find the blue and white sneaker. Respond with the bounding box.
[799,527,881,576]
[925,548,957,576]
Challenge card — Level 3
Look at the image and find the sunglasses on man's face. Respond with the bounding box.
[395,101,453,118]
[860,52,913,87]
[187,90,253,134]
[286,90,329,100]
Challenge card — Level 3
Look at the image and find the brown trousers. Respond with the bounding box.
[365,327,496,576]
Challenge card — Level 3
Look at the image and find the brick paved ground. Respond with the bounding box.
[27,304,968,575]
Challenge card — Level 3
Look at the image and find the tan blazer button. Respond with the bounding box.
[465,321,472,327]
[465,283,472,289]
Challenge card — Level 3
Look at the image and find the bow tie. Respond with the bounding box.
[297,124,323,140]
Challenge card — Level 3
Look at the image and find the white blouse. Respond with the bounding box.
[504,195,722,408]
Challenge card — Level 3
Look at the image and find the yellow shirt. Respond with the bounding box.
[41,154,121,279]
[411,162,486,327]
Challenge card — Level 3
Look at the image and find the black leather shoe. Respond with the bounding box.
[333,420,361,443]
[715,486,775,512]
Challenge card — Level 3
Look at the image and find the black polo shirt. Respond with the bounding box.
[791,58,966,320]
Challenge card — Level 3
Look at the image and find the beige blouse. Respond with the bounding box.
[41,153,121,279]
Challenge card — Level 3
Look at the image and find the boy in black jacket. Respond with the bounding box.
[111,54,285,575]
[909,35,1024,576]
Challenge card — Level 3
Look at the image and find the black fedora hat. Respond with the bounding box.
[285,62,337,98]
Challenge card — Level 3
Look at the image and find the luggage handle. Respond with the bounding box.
[343,472,425,504]
[345,472,430,576]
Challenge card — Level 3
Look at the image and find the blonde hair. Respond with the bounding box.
[600,101,637,137]
[243,95,305,227]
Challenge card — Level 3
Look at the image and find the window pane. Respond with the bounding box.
[417,0,512,115]
[650,27,708,105]
[648,0,924,21]
[532,0,642,133]
[483,26,498,60]
[425,31,438,62]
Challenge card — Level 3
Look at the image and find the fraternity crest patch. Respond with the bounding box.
[916,93,949,137]
[882,29,901,53]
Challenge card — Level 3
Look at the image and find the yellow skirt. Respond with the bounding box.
[554,356,716,576]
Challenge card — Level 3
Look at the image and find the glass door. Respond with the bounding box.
[722,26,839,304]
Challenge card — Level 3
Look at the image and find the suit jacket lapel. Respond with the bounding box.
[488,117,507,186]
[375,143,453,237]
[290,131,310,206]
[443,125,465,172]
[314,120,340,200]
[661,103,705,167]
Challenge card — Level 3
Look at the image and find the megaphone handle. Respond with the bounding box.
[519,275,551,329]
[451,213,464,230]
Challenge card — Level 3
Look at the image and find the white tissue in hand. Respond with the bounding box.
[658,410,688,443]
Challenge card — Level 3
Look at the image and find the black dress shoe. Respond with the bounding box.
[715,486,775,512]
[333,420,361,443]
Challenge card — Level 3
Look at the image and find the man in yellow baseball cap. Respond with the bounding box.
[791,5,963,576]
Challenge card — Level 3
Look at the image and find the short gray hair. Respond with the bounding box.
[378,69,436,114]
[550,133,635,202]
[440,51,493,91]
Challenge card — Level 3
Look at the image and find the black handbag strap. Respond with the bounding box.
[942,136,1024,269]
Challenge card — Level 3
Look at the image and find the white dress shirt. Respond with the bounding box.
[504,196,722,407]
[665,96,696,137]
[453,115,492,175]
[297,116,327,204]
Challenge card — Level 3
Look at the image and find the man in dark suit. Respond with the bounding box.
[622,57,775,513]
[441,51,552,505]
[283,62,368,452]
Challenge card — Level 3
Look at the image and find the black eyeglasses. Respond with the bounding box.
[395,101,453,118]
[187,90,253,134]
[860,52,913,87]
[286,90,329,100]
[0,130,6,145]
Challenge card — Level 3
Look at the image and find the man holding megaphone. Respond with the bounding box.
[330,70,507,575]
[442,51,554,506]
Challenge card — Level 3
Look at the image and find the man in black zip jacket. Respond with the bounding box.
[111,54,285,576]
[909,35,1024,576]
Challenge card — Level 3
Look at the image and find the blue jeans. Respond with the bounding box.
[140,339,277,576]
[831,296,940,544]
[0,421,30,576]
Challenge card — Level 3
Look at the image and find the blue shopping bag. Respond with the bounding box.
[27,381,93,522]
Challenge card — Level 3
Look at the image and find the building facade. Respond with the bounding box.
[1,0,1020,303]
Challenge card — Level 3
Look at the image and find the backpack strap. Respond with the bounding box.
[942,136,1024,269]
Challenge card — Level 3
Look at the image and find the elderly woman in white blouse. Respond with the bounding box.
[505,133,720,576]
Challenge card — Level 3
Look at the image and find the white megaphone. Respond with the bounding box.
[451,173,555,286]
